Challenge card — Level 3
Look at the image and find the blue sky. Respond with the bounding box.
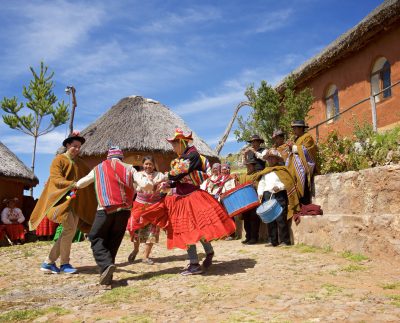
[0,0,383,197]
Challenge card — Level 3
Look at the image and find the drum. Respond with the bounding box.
[220,183,260,217]
[256,198,283,223]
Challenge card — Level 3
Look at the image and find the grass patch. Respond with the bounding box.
[97,286,158,305]
[341,251,368,262]
[0,306,71,322]
[341,264,366,272]
[120,314,153,323]
[382,282,400,290]
[292,243,318,253]
[387,295,400,307]
[98,286,140,304]
[322,283,343,296]
[322,245,333,253]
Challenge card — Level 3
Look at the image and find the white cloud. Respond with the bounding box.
[136,7,221,33]
[0,0,106,76]
[252,9,293,33]
[2,130,66,154]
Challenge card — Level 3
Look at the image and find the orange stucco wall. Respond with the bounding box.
[298,23,400,141]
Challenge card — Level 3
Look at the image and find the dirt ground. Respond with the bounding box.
[0,233,399,323]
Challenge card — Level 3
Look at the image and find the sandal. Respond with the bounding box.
[128,250,138,263]
[142,258,154,265]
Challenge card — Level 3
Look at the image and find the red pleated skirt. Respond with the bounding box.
[126,200,167,234]
[36,217,58,236]
[163,190,236,250]
[4,224,25,241]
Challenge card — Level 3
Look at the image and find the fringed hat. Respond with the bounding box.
[167,128,193,142]
[62,130,86,147]
[107,146,124,159]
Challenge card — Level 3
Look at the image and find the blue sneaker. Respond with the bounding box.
[41,262,60,274]
[60,264,77,274]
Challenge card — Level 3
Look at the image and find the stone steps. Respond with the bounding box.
[292,213,400,257]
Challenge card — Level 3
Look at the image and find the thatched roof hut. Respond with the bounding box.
[79,96,219,171]
[276,0,400,92]
[0,141,38,188]
[0,141,38,215]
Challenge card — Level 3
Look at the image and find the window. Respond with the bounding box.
[325,84,339,123]
[371,57,391,102]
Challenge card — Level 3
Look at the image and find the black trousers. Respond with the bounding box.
[88,209,130,274]
[300,177,312,205]
[262,191,290,246]
[242,208,260,242]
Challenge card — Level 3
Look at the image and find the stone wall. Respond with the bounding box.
[292,165,400,258]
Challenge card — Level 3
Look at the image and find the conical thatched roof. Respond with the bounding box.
[0,141,38,187]
[276,0,400,91]
[79,96,218,158]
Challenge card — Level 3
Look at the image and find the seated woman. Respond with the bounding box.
[1,198,26,244]
[200,163,221,198]
[126,156,167,265]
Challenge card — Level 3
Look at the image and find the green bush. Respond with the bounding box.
[318,124,400,174]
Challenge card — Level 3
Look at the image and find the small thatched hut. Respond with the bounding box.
[79,96,219,170]
[0,141,38,215]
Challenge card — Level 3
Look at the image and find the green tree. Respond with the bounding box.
[1,62,69,195]
[234,76,314,145]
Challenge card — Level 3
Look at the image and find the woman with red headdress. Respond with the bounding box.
[160,128,236,275]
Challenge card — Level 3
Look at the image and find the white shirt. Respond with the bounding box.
[1,207,25,224]
[257,172,285,197]
[254,149,267,160]
[200,175,220,195]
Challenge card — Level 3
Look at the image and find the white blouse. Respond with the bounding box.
[134,171,168,194]
[1,207,25,224]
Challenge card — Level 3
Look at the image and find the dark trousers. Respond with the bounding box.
[262,191,290,246]
[242,208,260,242]
[88,209,130,274]
[300,177,312,205]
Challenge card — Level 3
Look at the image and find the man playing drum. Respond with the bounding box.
[257,149,300,246]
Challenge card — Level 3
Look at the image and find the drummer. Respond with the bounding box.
[257,149,300,247]
[236,154,261,245]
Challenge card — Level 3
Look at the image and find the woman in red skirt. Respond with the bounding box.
[1,198,25,244]
[126,156,167,265]
[161,129,236,275]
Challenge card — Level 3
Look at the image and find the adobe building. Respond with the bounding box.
[277,0,400,141]
[78,96,219,170]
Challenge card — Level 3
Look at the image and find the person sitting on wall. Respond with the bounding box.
[1,198,26,245]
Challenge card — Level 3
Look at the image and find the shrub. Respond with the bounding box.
[318,124,400,174]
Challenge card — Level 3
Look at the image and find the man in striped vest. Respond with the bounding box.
[75,147,136,285]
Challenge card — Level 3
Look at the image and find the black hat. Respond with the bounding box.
[291,120,309,128]
[247,134,265,143]
[272,129,285,138]
[62,131,86,147]
[244,152,257,165]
